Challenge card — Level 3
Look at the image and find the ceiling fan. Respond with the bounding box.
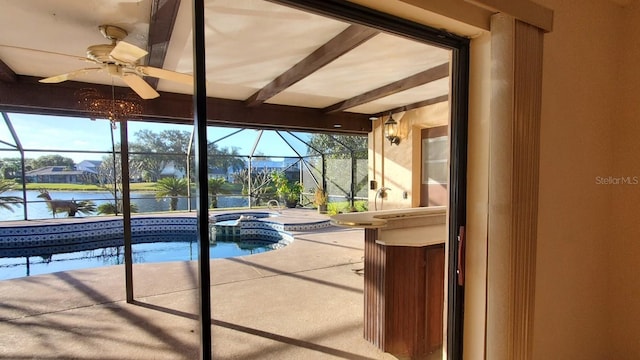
[39,24,193,99]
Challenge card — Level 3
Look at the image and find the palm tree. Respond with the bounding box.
[208,177,229,208]
[0,179,23,212]
[72,200,97,216]
[97,201,139,215]
[155,177,188,211]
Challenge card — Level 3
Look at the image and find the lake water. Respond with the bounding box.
[0,190,250,221]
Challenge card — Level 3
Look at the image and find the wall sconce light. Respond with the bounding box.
[384,113,400,145]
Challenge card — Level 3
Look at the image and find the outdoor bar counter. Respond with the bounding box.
[331,206,446,359]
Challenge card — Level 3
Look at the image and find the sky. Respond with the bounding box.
[0,113,315,163]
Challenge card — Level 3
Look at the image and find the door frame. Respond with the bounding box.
[270,1,469,358]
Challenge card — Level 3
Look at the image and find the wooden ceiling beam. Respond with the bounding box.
[0,76,371,134]
[244,24,379,107]
[0,58,17,83]
[323,62,449,113]
[145,0,182,89]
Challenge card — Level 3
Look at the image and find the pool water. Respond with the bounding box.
[0,239,277,281]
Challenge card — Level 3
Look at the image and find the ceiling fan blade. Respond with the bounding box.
[136,66,193,85]
[110,41,148,63]
[121,73,160,99]
[39,68,102,83]
[0,44,88,61]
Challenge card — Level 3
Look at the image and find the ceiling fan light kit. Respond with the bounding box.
[38,24,193,100]
[77,87,142,126]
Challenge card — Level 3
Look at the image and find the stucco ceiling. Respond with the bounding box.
[0,0,452,132]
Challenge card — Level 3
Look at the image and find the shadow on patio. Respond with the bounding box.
[0,226,395,359]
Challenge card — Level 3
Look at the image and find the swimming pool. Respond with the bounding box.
[0,212,322,281]
[0,236,279,280]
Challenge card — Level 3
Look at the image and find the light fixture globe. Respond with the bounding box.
[384,114,400,145]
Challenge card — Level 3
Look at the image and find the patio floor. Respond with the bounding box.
[0,210,402,359]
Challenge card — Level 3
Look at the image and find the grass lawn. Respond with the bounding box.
[22,182,244,193]
[24,182,159,191]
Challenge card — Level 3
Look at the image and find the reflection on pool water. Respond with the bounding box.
[0,235,278,281]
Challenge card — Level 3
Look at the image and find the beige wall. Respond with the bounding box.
[611,3,640,360]
[368,102,448,210]
[533,0,627,358]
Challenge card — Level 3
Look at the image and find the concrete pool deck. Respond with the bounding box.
[0,209,405,359]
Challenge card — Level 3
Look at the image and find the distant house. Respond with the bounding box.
[25,166,98,184]
[208,167,229,181]
[76,160,102,175]
[251,158,299,172]
[159,161,185,179]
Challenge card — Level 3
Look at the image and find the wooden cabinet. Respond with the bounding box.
[425,244,445,354]
[364,228,445,359]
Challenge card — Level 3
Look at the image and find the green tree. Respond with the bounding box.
[207,144,246,176]
[94,152,138,215]
[0,158,22,179]
[30,155,75,169]
[0,179,23,212]
[97,202,139,215]
[306,134,367,158]
[132,129,190,154]
[233,168,275,206]
[252,151,270,161]
[127,130,248,183]
[155,177,188,211]
[97,153,121,192]
[306,134,368,203]
[207,177,228,208]
[271,171,303,207]
[129,149,165,182]
[72,200,97,216]
[130,129,191,182]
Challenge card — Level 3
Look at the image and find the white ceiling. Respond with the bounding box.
[0,0,451,116]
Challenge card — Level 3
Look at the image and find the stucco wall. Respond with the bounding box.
[368,101,448,210]
[533,0,623,359]
[611,3,640,360]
